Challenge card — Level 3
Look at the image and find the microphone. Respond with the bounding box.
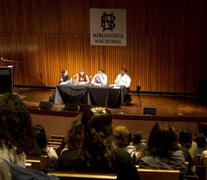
[1,57,22,63]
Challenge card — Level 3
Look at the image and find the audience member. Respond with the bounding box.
[178,145,196,174]
[138,122,185,173]
[0,94,58,180]
[0,158,11,180]
[126,132,146,164]
[60,114,83,154]
[0,94,35,168]
[179,128,198,160]
[55,107,141,180]
[32,124,58,159]
[127,132,145,152]
[194,133,207,154]
[114,126,130,149]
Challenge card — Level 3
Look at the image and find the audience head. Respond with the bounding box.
[80,107,117,167]
[194,133,207,148]
[179,128,192,149]
[121,67,127,75]
[147,122,177,157]
[33,124,47,153]
[114,126,130,148]
[0,94,35,154]
[65,114,83,151]
[133,132,142,145]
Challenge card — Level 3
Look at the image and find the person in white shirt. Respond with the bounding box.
[115,68,131,88]
[91,69,107,86]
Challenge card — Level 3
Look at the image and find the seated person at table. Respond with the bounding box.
[115,68,131,88]
[138,122,185,173]
[55,107,141,180]
[59,69,70,84]
[91,69,107,86]
[74,69,90,84]
[115,68,131,105]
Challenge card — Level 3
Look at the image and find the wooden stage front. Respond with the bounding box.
[15,87,207,139]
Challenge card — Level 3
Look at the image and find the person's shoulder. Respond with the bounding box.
[125,74,131,79]
[114,148,133,164]
[170,150,185,162]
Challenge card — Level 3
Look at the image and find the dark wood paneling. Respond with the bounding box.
[0,0,207,93]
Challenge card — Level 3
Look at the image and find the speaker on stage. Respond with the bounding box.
[39,101,53,110]
[65,103,78,111]
[143,107,156,115]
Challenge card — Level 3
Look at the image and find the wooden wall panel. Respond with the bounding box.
[0,0,207,93]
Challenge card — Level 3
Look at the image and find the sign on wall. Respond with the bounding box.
[90,9,127,46]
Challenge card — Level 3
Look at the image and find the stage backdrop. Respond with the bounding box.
[0,0,207,93]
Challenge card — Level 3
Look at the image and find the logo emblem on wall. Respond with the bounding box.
[90,8,126,46]
[101,12,116,32]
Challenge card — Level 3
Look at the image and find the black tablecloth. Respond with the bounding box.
[54,84,127,108]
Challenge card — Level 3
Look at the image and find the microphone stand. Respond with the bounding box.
[1,57,22,70]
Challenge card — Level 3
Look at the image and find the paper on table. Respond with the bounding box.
[60,81,70,85]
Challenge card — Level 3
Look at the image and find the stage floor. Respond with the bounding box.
[15,87,207,117]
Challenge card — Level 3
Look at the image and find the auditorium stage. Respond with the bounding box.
[14,87,207,139]
[15,87,207,117]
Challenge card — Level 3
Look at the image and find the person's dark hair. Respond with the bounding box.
[33,124,47,155]
[122,67,127,73]
[133,132,142,145]
[179,128,192,149]
[81,108,117,168]
[61,69,65,74]
[99,69,104,73]
[194,133,207,149]
[114,126,130,148]
[65,114,83,151]
[143,122,177,157]
[0,94,35,154]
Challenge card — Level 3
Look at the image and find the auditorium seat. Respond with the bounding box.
[50,135,65,140]
[195,154,202,165]
[195,165,206,180]
[137,168,180,180]
[49,134,66,155]
[47,171,117,180]
[26,156,51,171]
[185,162,189,175]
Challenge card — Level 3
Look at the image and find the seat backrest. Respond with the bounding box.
[138,168,180,180]
[201,156,207,180]
[26,156,50,171]
[195,154,202,165]
[47,171,117,180]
